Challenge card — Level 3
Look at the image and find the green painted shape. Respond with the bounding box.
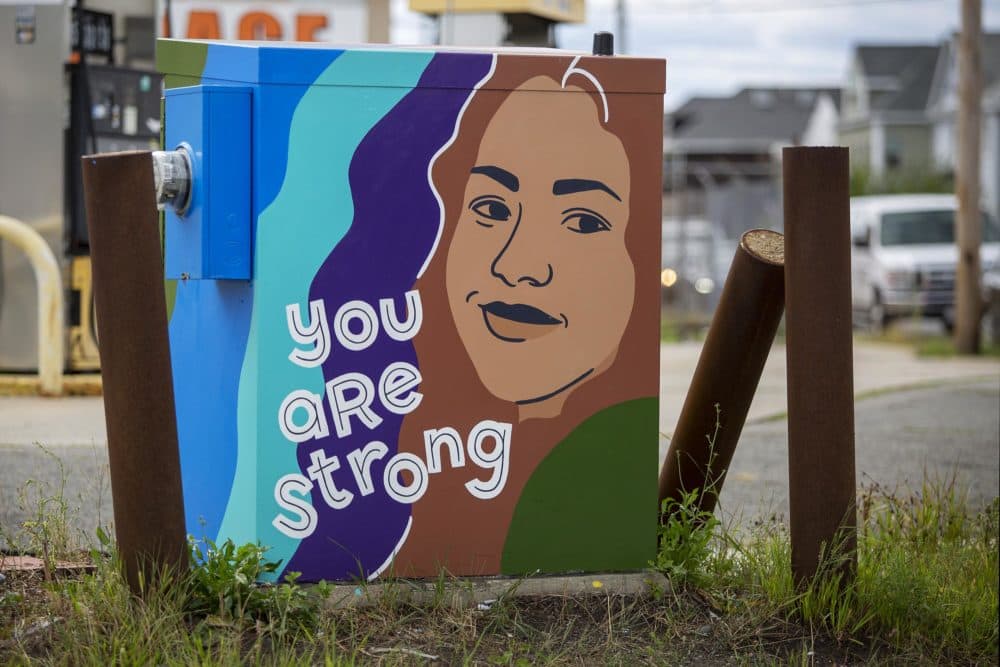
[157,40,209,82]
[501,397,659,574]
[159,43,208,321]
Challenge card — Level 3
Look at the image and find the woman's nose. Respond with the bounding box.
[489,206,553,287]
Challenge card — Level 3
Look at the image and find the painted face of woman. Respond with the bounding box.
[445,75,635,418]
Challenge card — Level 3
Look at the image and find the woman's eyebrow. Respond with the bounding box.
[470,165,520,192]
[552,178,621,202]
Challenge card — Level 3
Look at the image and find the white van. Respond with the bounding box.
[850,194,1000,330]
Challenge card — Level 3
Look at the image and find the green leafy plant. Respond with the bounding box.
[185,536,280,622]
[654,403,725,588]
[1,447,89,577]
[184,536,326,632]
[189,537,332,642]
[654,488,721,588]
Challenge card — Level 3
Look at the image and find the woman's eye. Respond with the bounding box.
[562,209,611,234]
[469,197,512,224]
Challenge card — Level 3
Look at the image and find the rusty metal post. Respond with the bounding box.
[783,146,857,585]
[659,229,785,514]
[81,151,187,595]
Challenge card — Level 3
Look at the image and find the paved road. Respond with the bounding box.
[720,378,1000,526]
[659,340,1000,434]
[0,441,111,551]
[1,341,998,548]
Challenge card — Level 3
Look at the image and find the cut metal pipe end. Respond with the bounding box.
[659,229,785,517]
[151,147,192,214]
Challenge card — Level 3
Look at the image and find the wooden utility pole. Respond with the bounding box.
[955,0,982,353]
[616,0,627,54]
[367,0,391,43]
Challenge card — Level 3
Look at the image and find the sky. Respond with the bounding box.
[390,0,1000,111]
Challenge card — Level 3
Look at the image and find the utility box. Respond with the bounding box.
[157,39,664,582]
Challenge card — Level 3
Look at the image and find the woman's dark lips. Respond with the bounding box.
[480,301,562,325]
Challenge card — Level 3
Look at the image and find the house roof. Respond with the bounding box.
[927,33,1000,111]
[856,45,938,79]
[854,44,940,112]
[982,33,1000,90]
[667,87,839,148]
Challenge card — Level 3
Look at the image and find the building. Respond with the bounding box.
[0,0,389,373]
[926,32,1000,218]
[664,86,839,238]
[662,87,838,310]
[838,44,941,180]
[408,0,585,47]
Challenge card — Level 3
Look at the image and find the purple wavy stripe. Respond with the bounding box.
[288,52,493,580]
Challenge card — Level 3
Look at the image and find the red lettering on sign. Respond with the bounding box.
[185,10,221,39]
[238,11,282,40]
[295,14,327,41]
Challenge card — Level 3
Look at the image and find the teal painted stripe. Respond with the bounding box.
[219,50,434,580]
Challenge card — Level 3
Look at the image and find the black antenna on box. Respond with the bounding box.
[592,32,614,56]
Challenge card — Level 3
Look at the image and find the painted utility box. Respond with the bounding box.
[157,39,664,582]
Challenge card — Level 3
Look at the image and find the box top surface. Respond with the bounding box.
[156,39,665,94]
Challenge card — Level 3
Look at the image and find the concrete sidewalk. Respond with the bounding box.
[723,378,1000,524]
[659,339,1000,435]
[1,339,998,450]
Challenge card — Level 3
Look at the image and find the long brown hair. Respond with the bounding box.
[395,54,662,575]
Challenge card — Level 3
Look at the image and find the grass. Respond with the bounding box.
[1,552,706,664]
[849,166,954,198]
[716,482,996,663]
[1,453,997,664]
[654,464,999,664]
[913,336,1000,358]
[856,317,1000,358]
[660,311,712,342]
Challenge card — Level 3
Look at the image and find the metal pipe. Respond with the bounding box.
[659,229,785,514]
[0,214,64,395]
[81,151,187,595]
[782,146,857,585]
[151,148,192,214]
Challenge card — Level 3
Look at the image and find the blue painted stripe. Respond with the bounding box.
[219,49,435,579]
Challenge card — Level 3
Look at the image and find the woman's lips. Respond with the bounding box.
[479,301,564,342]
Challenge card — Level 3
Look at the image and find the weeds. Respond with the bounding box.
[185,535,332,642]
[853,480,999,659]
[1,447,89,576]
[185,536,280,621]
[654,403,998,663]
[2,443,997,664]
[709,476,999,663]
[655,403,725,589]
[655,490,720,590]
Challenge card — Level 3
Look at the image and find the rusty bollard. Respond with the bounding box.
[783,146,857,585]
[82,151,187,595]
[659,229,785,515]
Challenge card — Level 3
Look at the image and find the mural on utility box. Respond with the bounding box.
[159,41,664,582]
